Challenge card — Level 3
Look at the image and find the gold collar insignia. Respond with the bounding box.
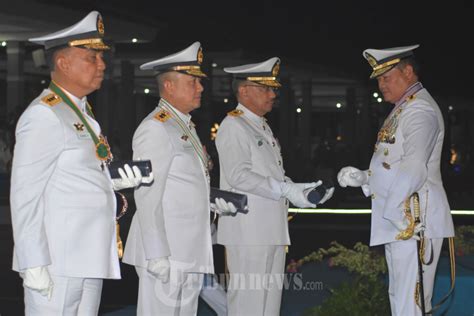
[228,109,244,117]
[41,93,62,106]
[154,109,171,122]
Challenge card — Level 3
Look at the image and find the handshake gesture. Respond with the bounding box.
[337,166,423,239]
[337,166,369,187]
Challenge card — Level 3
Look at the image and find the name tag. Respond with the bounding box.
[182,142,194,150]
[77,131,92,139]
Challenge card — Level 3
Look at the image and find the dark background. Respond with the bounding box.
[48,0,474,97]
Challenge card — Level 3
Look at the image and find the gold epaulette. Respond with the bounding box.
[406,94,416,102]
[41,93,62,106]
[228,109,243,117]
[154,109,171,122]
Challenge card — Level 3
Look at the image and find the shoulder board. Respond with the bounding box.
[406,94,417,103]
[227,109,243,117]
[154,109,171,122]
[41,93,62,106]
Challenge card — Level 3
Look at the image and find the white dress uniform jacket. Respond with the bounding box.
[363,84,454,246]
[216,104,290,246]
[123,101,214,274]
[10,88,120,279]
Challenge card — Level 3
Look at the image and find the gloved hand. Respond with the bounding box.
[147,257,170,283]
[281,181,319,208]
[23,266,54,300]
[414,222,425,235]
[390,218,421,241]
[211,198,238,215]
[319,186,335,204]
[337,166,368,188]
[112,164,154,191]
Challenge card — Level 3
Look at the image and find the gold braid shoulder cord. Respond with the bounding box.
[115,192,128,259]
[397,192,456,314]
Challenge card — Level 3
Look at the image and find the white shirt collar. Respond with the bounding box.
[160,98,192,126]
[237,103,266,128]
[62,89,88,113]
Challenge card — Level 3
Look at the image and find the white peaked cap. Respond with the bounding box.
[363,44,419,78]
[224,57,281,88]
[29,11,109,51]
[140,41,207,78]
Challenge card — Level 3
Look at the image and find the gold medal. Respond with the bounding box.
[95,135,112,161]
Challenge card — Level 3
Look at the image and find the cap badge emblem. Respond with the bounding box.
[365,53,378,69]
[272,61,280,77]
[197,47,204,64]
[97,15,105,35]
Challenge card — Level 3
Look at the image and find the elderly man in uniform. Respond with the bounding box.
[337,45,454,315]
[216,57,334,315]
[10,11,150,315]
[122,42,235,316]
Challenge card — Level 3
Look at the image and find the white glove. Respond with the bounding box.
[414,222,425,235]
[390,219,421,241]
[281,181,319,208]
[337,166,368,188]
[147,257,170,283]
[112,164,154,191]
[319,186,335,205]
[211,198,238,215]
[413,222,425,241]
[23,266,53,300]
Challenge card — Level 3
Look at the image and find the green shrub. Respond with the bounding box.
[455,225,474,256]
[291,241,390,315]
[302,276,390,316]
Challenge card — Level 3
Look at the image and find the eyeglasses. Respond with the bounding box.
[242,85,278,93]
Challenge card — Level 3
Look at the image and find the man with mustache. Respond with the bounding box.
[10,11,148,315]
[216,58,334,315]
[122,42,235,316]
[337,45,454,315]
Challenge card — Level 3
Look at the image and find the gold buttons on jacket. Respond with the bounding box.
[368,169,372,176]
[382,162,391,170]
[371,193,376,200]
[384,148,389,156]
[278,160,282,166]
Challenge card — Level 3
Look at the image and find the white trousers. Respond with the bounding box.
[225,245,286,316]
[24,275,103,316]
[385,238,443,316]
[136,267,203,316]
[200,273,227,316]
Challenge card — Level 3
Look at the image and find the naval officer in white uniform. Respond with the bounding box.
[337,45,454,316]
[10,11,149,315]
[216,58,334,315]
[122,42,235,316]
